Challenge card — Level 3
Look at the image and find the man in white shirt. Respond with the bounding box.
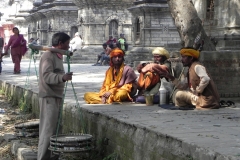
[69,32,82,52]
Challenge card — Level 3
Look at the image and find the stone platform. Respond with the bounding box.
[0,57,240,160]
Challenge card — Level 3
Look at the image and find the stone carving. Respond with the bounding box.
[89,16,95,22]
[78,17,84,25]
[163,25,169,32]
[48,22,52,31]
[138,16,143,23]
[28,24,31,33]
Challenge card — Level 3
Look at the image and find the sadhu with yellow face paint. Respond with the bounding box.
[84,48,138,104]
[162,47,220,109]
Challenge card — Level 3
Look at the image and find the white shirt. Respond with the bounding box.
[70,36,82,51]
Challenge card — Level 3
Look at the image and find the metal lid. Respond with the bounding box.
[15,120,39,129]
[50,140,92,147]
[50,133,93,143]
[48,145,93,153]
[15,128,39,133]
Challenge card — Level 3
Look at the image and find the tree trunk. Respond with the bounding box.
[167,0,216,51]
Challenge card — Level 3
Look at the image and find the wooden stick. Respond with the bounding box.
[28,43,73,56]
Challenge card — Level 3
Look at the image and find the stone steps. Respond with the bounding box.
[65,46,102,64]
[26,45,180,65]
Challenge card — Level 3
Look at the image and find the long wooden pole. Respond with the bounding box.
[28,44,73,56]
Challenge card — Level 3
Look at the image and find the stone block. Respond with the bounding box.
[162,37,174,41]
[11,140,29,156]
[18,148,37,160]
[3,132,17,142]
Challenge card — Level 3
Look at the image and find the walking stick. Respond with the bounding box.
[28,43,73,56]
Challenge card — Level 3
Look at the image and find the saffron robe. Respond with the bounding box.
[84,64,137,104]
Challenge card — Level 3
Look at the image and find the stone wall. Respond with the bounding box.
[0,78,236,160]
[128,2,181,47]
[200,51,240,100]
[62,105,194,160]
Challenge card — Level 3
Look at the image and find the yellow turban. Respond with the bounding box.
[152,47,170,59]
[180,48,200,59]
[109,48,125,66]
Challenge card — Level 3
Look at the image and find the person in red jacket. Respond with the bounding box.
[106,35,117,47]
[3,27,27,74]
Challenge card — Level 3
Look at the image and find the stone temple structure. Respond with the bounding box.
[25,0,135,47]
[3,0,239,52]
[193,0,240,50]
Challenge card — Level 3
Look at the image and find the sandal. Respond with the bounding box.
[226,100,236,108]
[220,100,236,108]
[219,100,228,107]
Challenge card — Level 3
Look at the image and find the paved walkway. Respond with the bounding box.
[0,57,240,159]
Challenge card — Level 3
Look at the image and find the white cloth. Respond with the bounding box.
[193,65,210,93]
[69,36,82,51]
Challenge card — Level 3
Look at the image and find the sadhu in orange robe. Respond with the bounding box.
[84,63,137,104]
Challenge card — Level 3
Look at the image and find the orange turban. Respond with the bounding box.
[109,48,125,66]
[180,48,200,59]
[110,48,124,58]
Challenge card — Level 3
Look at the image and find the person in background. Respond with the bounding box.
[162,47,220,109]
[28,38,39,63]
[93,43,111,66]
[117,33,128,51]
[0,36,4,74]
[84,48,138,104]
[0,36,4,54]
[3,27,27,74]
[106,35,117,47]
[37,32,73,160]
[29,37,39,44]
[0,52,2,75]
[69,32,82,52]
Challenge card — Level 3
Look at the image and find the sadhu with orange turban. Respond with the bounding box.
[84,48,138,104]
[161,47,220,109]
[109,48,125,66]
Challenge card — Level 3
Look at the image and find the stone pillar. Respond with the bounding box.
[192,0,207,22]
[212,0,240,50]
[216,0,240,31]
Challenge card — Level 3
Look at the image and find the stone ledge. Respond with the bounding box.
[0,78,239,160]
